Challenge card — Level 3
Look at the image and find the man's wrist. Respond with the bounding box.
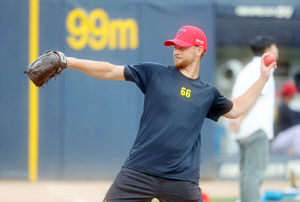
[66,57,75,67]
[258,76,268,84]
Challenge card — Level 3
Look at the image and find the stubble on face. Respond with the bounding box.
[174,57,191,70]
[174,51,197,70]
[173,45,199,70]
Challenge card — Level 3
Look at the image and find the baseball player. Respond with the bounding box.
[66,25,276,202]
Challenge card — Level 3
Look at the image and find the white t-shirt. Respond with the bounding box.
[231,56,275,140]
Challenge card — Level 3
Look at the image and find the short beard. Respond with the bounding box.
[174,58,191,70]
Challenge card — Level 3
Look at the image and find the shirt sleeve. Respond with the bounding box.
[206,85,233,122]
[124,62,163,94]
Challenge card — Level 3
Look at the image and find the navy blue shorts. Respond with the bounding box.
[103,167,203,202]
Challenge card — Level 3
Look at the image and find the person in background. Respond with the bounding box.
[229,35,278,202]
[271,81,300,155]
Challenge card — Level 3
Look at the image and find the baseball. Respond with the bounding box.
[264,54,276,66]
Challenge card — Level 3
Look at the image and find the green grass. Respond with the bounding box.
[151,198,237,202]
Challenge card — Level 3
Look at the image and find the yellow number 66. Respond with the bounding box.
[181,87,191,98]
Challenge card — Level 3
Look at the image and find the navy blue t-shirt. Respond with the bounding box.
[123,62,233,183]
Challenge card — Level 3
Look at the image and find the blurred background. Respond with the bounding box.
[1,0,300,186]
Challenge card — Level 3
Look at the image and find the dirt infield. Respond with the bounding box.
[0,180,290,202]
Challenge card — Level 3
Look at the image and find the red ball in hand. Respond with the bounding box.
[264,54,276,66]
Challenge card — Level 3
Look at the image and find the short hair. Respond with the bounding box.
[250,35,277,56]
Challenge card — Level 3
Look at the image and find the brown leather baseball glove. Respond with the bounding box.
[24,50,67,87]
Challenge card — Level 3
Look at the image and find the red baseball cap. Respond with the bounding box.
[281,81,298,96]
[164,25,207,51]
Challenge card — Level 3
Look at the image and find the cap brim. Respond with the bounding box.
[164,39,194,47]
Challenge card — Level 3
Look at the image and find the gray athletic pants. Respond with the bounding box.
[237,129,269,202]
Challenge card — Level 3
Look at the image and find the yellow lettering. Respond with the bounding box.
[186,89,191,98]
[66,8,89,50]
[181,87,186,96]
[66,8,139,50]
[88,9,109,50]
[181,87,191,98]
[109,18,139,50]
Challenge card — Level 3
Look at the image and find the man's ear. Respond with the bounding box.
[197,46,205,57]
